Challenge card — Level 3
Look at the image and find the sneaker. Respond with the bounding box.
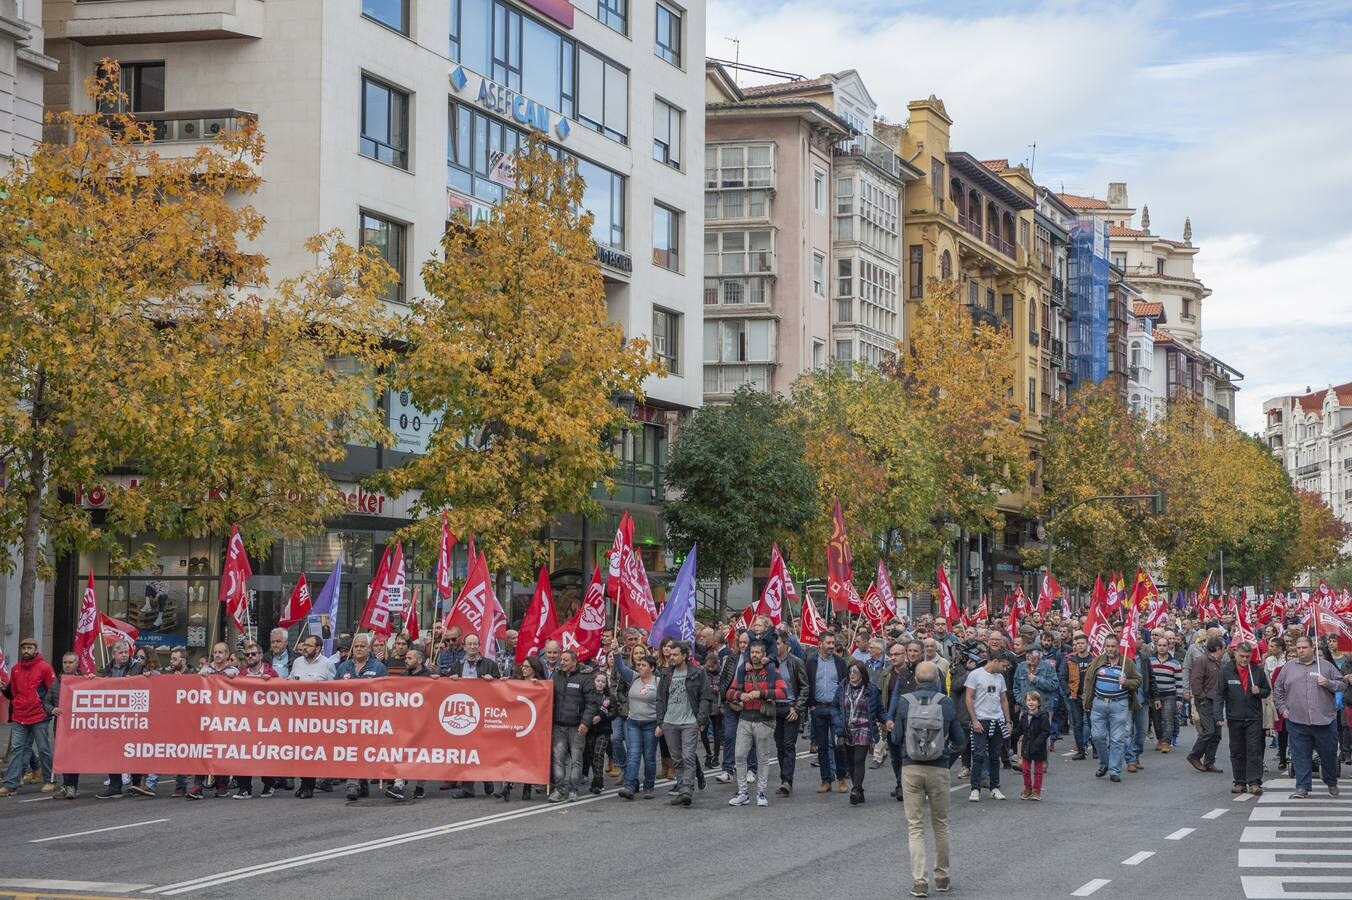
[618,787,635,800]
[62,787,78,800]
[1332,785,1342,798]
[214,785,229,799]
[185,787,203,800]
[1029,791,1041,801]
[958,767,971,779]
[41,782,55,794]
[816,783,832,793]
[991,788,1006,800]
[97,787,124,799]
[1248,784,1263,796]
[1232,783,1246,794]
[259,787,274,798]
[233,789,252,799]
[667,787,681,796]
[1290,789,1309,799]
[1019,789,1031,800]
[911,879,930,897]
[567,791,579,802]
[728,791,750,806]
[128,784,155,798]
[413,787,426,800]
[346,785,359,802]
[714,772,732,784]
[756,792,768,807]
[385,786,406,801]
[968,789,980,802]
[1109,774,1121,782]
[1071,752,1086,761]
[934,874,950,893]
[0,787,12,798]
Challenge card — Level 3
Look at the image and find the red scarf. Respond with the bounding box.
[1237,663,1250,694]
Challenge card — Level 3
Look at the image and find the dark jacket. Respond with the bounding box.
[104,657,145,678]
[450,656,501,680]
[775,653,809,716]
[836,679,885,744]
[1014,708,1051,762]
[656,664,712,727]
[1190,652,1222,705]
[1216,658,1270,721]
[805,652,848,707]
[42,670,71,717]
[878,663,917,714]
[401,663,438,678]
[552,664,600,727]
[887,687,966,767]
[1059,652,1095,702]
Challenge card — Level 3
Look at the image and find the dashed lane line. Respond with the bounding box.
[1071,879,1111,897]
[28,818,171,844]
[1165,827,1195,840]
[1203,808,1230,819]
[1121,851,1154,866]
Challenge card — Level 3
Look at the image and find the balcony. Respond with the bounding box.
[1129,365,1151,385]
[60,0,264,45]
[957,212,983,240]
[985,229,1015,259]
[112,109,256,143]
[968,304,1001,330]
[1050,338,1066,368]
[704,364,772,396]
[1051,276,1065,307]
[703,276,769,308]
[832,133,904,179]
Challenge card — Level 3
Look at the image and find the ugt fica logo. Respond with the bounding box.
[437,693,480,736]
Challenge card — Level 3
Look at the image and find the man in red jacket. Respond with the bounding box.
[1,637,56,797]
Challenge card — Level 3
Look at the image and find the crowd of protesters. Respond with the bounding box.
[3,602,1349,897]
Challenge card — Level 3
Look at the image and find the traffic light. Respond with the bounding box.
[1151,492,1165,515]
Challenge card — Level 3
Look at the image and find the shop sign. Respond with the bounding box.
[78,477,420,520]
[594,243,631,273]
[447,191,493,225]
[450,66,572,141]
[387,389,443,456]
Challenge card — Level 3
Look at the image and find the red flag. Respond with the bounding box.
[605,512,632,600]
[860,582,886,633]
[219,523,254,632]
[935,566,960,623]
[1195,573,1212,613]
[517,566,559,665]
[1120,605,1140,660]
[960,607,974,628]
[1010,585,1031,632]
[1037,570,1060,616]
[798,593,828,647]
[359,542,397,636]
[1083,586,1113,654]
[1232,594,1257,646]
[405,585,421,642]
[1104,572,1122,613]
[74,571,99,675]
[551,566,606,662]
[783,562,801,628]
[826,498,858,614]
[1316,579,1336,608]
[1255,594,1275,625]
[754,545,790,626]
[444,551,492,639]
[974,594,989,622]
[875,559,898,620]
[1306,603,1352,652]
[0,647,7,683]
[1144,594,1170,630]
[99,612,139,647]
[278,574,313,629]
[727,605,756,650]
[435,513,458,608]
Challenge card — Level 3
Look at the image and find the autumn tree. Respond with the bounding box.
[786,364,942,586]
[663,387,816,617]
[377,136,659,573]
[1277,489,1349,585]
[1032,383,1152,581]
[0,63,397,636]
[897,280,1028,546]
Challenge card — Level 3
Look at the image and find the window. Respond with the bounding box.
[576,156,626,249]
[653,98,682,168]
[361,75,409,169]
[836,177,853,214]
[652,308,680,374]
[363,0,409,34]
[705,319,773,363]
[1028,302,1038,345]
[837,258,853,298]
[359,212,406,303]
[930,158,943,199]
[652,204,680,271]
[1182,297,1193,319]
[940,249,952,280]
[968,281,980,306]
[813,341,825,368]
[1028,377,1037,414]
[1001,293,1013,323]
[708,144,774,190]
[655,2,682,66]
[96,61,165,113]
[908,246,923,298]
[1156,258,1165,275]
[813,168,826,213]
[812,252,825,296]
[1111,252,1126,270]
[1019,219,1029,250]
[576,47,628,143]
[596,0,626,33]
[449,0,491,75]
[706,229,773,275]
[835,340,853,363]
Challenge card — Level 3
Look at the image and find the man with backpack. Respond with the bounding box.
[889,661,966,898]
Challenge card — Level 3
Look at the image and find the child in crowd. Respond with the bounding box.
[1016,690,1051,801]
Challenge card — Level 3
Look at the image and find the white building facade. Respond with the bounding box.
[0,0,54,168]
[1264,384,1352,553]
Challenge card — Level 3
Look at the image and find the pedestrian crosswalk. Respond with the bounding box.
[1241,778,1352,899]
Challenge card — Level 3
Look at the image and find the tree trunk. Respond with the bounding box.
[19,367,46,641]
[717,565,729,620]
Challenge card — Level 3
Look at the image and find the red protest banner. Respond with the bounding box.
[54,676,552,783]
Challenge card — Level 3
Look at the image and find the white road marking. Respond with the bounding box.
[1071,879,1111,897]
[1240,848,1352,868]
[1165,827,1195,840]
[1235,792,1257,801]
[1204,808,1230,819]
[0,880,152,894]
[1241,875,1352,898]
[1251,807,1352,822]
[29,817,171,844]
[18,795,53,803]
[1062,751,1076,757]
[1244,826,1352,843]
[1122,851,1155,865]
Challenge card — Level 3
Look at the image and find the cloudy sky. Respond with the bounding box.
[705,0,1352,432]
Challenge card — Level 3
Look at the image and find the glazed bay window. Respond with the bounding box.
[359,211,406,303]
[653,98,682,169]
[705,319,773,364]
[703,276,768,306]
[363,0,409,34]
[652,308,681,374]
[577,47,628,143]
[652,204,680,271]
[707,144,774,190]
[360,75,409,169]
[655,1,682,66]
[704,188,769,221]
[705,229,773,275]
[596,0,626,33]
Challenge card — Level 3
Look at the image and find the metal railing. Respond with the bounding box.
[832,133,904,178]
[1051,277,1065,306]
[108,109,256,143]
[969,305,1001,330]
[1050,338,1066,367]
[957,212,983,239]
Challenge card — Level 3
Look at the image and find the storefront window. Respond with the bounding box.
[79,536,221,652]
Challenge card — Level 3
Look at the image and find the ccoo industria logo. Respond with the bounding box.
[70,688,151,730]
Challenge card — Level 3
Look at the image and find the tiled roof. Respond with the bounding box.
[981,159,1009,172]
[1109,225,1146,237]
[1132,301,1164,318]
[741,77,830,97]
[1057,192,1109,209]
[1293,383,1352,415]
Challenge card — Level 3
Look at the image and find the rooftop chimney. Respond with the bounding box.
[1107,182,1128,208]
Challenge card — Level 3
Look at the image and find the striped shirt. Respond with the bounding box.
[1150,656,1182,697]
[1094,663,1128,701]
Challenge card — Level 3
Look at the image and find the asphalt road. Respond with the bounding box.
[0,723,1344,900]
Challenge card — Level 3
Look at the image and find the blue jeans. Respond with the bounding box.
[1289,720,1340,792]
[624,719,658,791]
[1125,701,1149,765]
[3,720,52,789]
[812,705,846,783]
[1091,697,1131,776]
[610,716,627,768]
[970,719,1003,790]
[1046,695,1061,742]
[1066,698,1089,753]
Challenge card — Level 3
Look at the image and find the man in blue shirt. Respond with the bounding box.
[335,634,386,801]
[807,632,849,793]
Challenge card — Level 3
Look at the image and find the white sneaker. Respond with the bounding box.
[991,788,1006,800]
[714,772,732,784]
[756,792,768,807]
[968,789,981,802]
[728,791,750,806]
[745,771,757,784]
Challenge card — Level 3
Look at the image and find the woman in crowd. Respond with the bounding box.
[497,656,547,801]
[619,653,660,800]
[837,659,884,805]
